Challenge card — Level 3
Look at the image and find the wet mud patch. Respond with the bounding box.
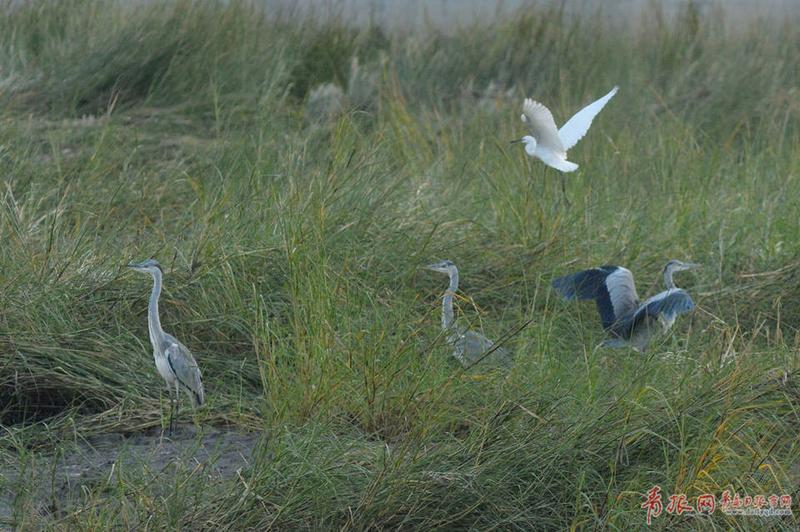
[1,424,262,523]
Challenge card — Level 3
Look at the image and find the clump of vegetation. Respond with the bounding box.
[305,57,379,124]
[0,0,798,529]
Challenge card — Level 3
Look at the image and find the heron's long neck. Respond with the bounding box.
[663,267,676,290]
[441,268,458,331]
[148,271,165,348]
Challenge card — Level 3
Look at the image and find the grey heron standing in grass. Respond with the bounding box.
[129,259,204,434]
[512,86,618,202]
[552,260,700,351]
[425,260,511,367]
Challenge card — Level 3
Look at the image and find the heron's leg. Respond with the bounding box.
[168,383,177,436]
[157,389,167,441]
[168,397,174,436]
[174,381,180,428]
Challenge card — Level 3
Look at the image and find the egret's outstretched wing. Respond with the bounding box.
[558,86,618,151]
[538,150,579,172]
[552,265,639,329]
[521,98,565,154]
[165,340,205,407]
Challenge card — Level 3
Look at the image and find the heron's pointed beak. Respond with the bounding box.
[510,138,523,144]
[685,262,701,270]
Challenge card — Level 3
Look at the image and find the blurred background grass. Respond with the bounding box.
[0,0,798,528]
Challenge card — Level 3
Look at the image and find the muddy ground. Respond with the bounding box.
[0,424,262,523]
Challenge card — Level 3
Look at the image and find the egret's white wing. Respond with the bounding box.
[537,150,579,172]
[521,98,565,154]
[558,86,618,151]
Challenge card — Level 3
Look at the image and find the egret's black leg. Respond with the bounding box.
[560,174,571,207]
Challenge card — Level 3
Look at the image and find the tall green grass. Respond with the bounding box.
[1,0,799,528]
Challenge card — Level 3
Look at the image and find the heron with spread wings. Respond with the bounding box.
[129,259,204,434]
[552,260,699,351]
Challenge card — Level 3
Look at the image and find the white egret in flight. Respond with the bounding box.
[512,86,618,172]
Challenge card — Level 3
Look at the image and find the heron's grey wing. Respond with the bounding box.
[552,265,639,329]
[604,267,640,321]
[521,98,566,154]
[486,343,513,367]
[552,267,611,300]
[616,289,695,338]
[558,86,618,151]
[447,327,469,366]
[165,341,205,407]
[461,330,512,367]
[641,289,695,321]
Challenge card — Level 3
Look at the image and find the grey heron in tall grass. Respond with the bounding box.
[129,259,204,434]
[425,260,512,368]
[552,260,700,351]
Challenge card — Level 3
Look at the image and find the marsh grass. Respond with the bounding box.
[0,0,799,528]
